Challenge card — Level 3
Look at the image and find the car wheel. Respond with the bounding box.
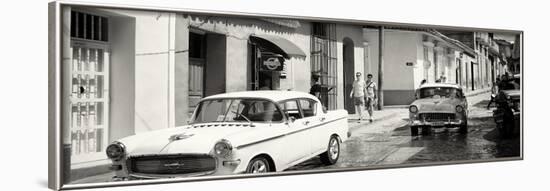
[459,121,468,134]
[246,156,271,173]
[320,136,340,165]
[410,126,419,136]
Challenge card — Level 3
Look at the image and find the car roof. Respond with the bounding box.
[203,90,318,102]
[419,83,461,89]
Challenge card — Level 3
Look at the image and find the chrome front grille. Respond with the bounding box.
[127,154,216,175]
[419,113,455,122]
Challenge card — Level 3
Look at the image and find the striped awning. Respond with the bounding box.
[250,34,306,59]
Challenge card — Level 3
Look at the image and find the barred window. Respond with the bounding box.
[70,11,108,42]
[311,23,337,110]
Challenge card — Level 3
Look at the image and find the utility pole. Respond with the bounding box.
[377,26,384,110]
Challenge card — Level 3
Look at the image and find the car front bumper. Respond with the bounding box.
[110,158,244,181]
[410,119,465,127]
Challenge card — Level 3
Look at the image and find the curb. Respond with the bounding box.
[383,105,409,109]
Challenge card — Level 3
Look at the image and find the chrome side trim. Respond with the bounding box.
[236,116,347,149]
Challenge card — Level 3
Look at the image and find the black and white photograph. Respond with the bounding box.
[41,0,531,190]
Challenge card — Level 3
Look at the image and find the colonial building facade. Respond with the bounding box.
[60,6,508,180]
[60,6,369,176]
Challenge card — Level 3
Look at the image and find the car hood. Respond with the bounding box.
[117,123,256,156]
[411,98,461,112]
[502,90,520,99]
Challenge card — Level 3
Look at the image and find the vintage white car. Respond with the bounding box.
[409,83,468,136]
[106,91,349,180]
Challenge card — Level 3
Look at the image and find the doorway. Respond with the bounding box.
[188,31,227,115]
[248,43,281,91]
[343,38,355,114]
[188,32,206,115]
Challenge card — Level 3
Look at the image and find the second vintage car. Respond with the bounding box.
[409,83,468,136]
[493,73,521,138]
[106,91,349,180]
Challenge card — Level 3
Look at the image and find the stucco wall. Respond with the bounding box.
[413,35,425,89]
[364,29,379,83]
[174,15,190,126]
[365,29,417,105]
[225,36,249,92]
[112,10,173,133]
[109,14,136,141]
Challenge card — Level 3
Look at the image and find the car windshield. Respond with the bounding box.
[419,87,462,99]
[500,77,520,91]
[192,98,283,124]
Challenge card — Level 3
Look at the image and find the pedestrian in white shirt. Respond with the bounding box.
[350,72,367,122]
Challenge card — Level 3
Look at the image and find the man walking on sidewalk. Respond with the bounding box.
[365,74,378,122]
[350,72,367,122]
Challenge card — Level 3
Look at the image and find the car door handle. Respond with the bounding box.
[319,117,326,122]
[303,121,310,125]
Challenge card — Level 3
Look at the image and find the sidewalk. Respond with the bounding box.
[464,87,491,97]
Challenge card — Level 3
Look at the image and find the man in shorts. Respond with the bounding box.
[365,74,378,122]
[350,72,367,122]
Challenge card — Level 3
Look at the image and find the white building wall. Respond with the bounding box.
[112,10,174,133]
[413,36,426,89]
[365,29,418,105]
[364,29,379,85]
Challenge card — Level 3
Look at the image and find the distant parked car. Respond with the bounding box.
[409,83,468,136]
[106,91,349,180]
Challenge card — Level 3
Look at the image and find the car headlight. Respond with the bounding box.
[456,105,464,113]
[214,139,233,158]
[106,142,126,161]
[409,105,418,113]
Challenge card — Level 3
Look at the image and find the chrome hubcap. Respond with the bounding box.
[250,160,268,173]
[329,138,339,160]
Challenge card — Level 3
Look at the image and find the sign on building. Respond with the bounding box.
[260,53,284,71]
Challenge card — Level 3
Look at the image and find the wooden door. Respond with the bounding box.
[189,57,205,115]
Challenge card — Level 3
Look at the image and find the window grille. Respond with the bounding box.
[70,11,108,42]
[311,23,337,110]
